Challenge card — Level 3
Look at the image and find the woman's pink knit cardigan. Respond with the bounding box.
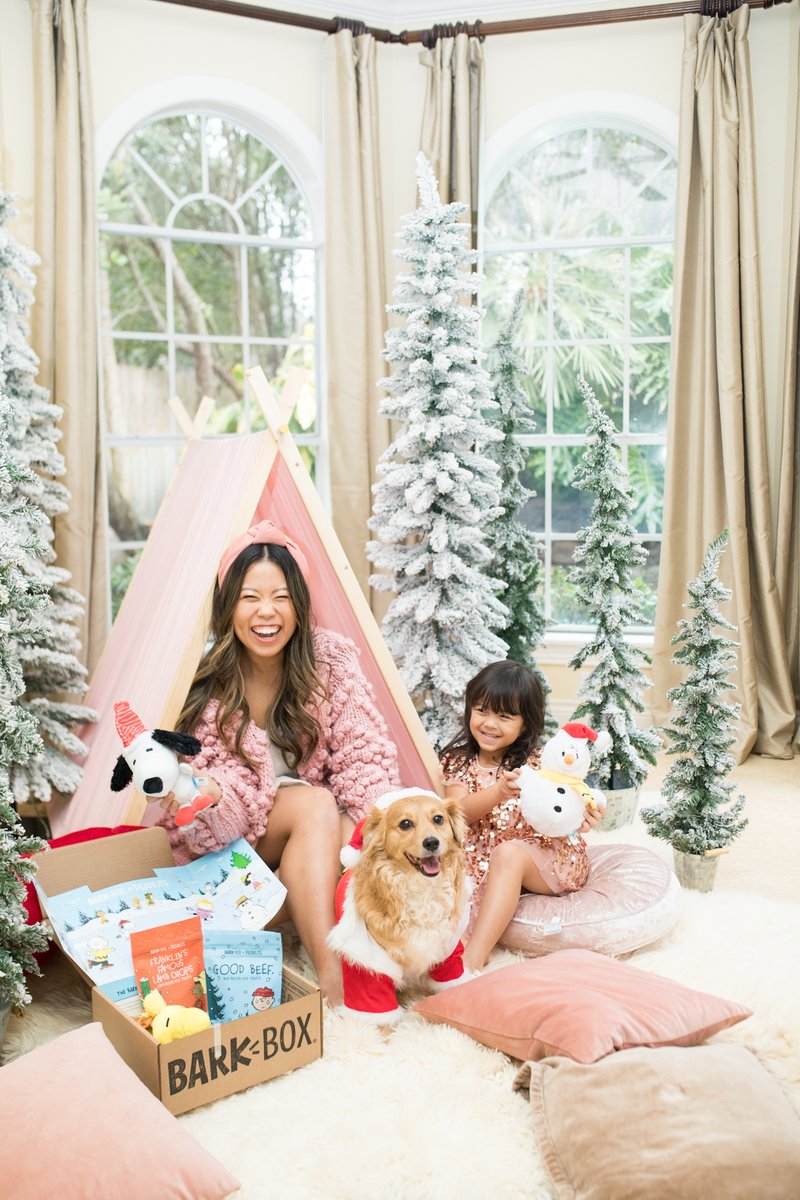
[161,628,400,863]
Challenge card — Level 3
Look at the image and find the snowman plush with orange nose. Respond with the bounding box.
[518,723,611,840]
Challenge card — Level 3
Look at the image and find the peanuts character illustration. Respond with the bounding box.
[192,974,208,1010]
[87,936,113,970]
[252,986,275,1011]
[235,896,269,931]
[95,910,108,924]
[191,896,214,922]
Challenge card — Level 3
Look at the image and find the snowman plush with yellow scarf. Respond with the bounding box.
[518,723,611,842]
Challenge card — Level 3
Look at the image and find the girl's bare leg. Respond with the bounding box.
[463,841,556,973]
[257,785,343,1005]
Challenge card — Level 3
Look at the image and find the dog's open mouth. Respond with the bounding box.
[405,853,441,877]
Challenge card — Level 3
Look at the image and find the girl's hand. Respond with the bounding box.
[496,768,521,802]
[579,802,604,834]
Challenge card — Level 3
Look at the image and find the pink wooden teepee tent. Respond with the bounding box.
[48,367,440,836]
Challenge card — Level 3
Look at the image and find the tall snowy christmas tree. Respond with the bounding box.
[486,291,553,728]
[641,531,747,855]
[568,376,660,790]
[368,154,509,749]
[0,195,95,810]
[0,394,49,1010]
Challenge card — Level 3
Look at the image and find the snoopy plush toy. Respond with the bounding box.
[110,700,215,827]
[518,722,611,840]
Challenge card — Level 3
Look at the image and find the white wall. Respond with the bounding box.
[0,0,797,716]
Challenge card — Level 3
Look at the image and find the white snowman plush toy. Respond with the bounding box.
[518,722,611,840]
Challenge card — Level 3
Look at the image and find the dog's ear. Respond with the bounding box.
[151,729,201,757]
[360,804,388,857]
[443,796,467,847]
[110,756,133,792]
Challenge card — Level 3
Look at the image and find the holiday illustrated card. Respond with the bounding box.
[155,839,287,931]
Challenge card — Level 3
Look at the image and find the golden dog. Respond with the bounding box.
[328,789,473,1023]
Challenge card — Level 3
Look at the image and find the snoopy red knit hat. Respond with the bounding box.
[114,701,147,748]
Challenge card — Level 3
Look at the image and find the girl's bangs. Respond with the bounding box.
[472,680,522,716]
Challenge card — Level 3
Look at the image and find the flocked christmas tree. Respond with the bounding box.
[0,393,49,1009]
[486,290,553,728]
[568,376,660,790]
[368,154,509,749]
[641,531,747,855]
[0,194,95,808]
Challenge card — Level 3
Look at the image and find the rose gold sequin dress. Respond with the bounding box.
[441,751,590,898]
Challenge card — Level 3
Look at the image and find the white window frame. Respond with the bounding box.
[481,93,678,662]
[95,80,326,611]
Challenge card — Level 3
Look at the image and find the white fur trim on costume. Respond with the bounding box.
[339,844,362,870]
[374,787,442,809]
[335,1004,404,1025]
[429,969,474,993]
[327,877,404,983]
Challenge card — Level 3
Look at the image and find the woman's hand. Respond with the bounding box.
[155,774,222,817]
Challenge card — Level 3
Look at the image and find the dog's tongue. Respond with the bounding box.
[421,856,440,876]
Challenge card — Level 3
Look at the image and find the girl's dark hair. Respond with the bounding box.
[177,543,326,768]
[440,660,545,773]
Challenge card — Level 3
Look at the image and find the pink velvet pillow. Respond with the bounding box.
[0,1023,240,1200]
[414,948,751,1063]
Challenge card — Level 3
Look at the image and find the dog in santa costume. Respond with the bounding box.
[327,788,473,1023]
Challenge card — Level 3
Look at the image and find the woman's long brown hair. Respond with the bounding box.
[177,543,326,768]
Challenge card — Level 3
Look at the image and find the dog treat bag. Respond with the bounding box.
[130,916,207,1011]
[203,930,282,1024]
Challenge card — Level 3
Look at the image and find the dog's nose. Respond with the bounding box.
[422,836,440,854]
[143,777,163,794]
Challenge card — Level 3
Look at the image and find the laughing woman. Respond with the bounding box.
[156,519,400,1004]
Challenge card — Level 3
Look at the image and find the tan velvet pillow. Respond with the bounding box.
[414,948,751,1062]
[515,1045,800,1200]
[0,1022,240,1200]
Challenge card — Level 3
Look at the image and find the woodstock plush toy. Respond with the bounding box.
[110,701,216,828]
[518,723,611,839]
[140,989,211,1044]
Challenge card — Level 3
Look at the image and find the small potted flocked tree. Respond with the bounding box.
[567,377,661,827]
[641,531,747,891]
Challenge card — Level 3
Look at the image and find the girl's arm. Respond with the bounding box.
[442,770,521,823]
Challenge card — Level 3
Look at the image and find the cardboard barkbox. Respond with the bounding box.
[33,828,323,1115]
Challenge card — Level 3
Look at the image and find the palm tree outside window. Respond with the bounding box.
[482,121,676,632]
[97,112,322,618]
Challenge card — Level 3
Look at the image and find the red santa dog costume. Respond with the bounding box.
[328,789,473,1024]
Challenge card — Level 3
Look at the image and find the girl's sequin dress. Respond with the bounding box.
[440,751,590,900]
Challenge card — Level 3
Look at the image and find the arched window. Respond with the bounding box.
[482,119,676,632]
[98,111,321,617]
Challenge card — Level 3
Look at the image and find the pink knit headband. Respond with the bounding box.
[217,519,310,586]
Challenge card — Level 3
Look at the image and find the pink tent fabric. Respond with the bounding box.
[49,434,437,836]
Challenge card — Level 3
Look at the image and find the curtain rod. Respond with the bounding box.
[146,0,791,43]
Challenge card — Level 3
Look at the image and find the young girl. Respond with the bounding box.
[440,660,599,973]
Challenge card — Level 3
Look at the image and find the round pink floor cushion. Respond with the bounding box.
[499,843,681,958]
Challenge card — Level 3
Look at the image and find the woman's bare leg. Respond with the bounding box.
[463,842,556,973]
[257,785,343,1005]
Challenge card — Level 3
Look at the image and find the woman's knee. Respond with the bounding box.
[283,786,340,836]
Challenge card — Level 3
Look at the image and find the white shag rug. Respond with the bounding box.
[5,829,800,1200]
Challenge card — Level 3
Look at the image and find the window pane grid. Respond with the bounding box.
[482,120,674,631]
[100,112,322,616]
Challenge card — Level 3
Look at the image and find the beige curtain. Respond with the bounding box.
[776,40,800,747]
[324,28,391,607]
[652,7,796,760]
[30,0,108,673]
[419,28,485,244]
